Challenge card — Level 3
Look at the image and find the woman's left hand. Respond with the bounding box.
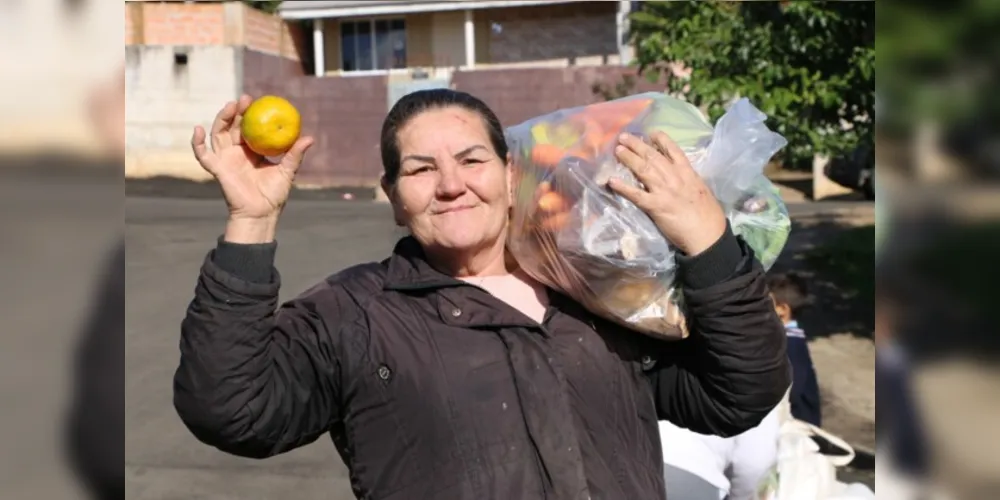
[608,131,727,257]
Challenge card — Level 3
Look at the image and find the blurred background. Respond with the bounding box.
[3,0,998,499]
[0,0,121,498]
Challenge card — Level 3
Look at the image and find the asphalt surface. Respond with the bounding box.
[122,195,874,499]
[126,198,399,500]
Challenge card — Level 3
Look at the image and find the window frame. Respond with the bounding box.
[338,17,408,75]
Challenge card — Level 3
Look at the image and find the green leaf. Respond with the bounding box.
[611,0,874,168]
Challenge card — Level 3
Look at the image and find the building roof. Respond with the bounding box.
[279,0,582,19]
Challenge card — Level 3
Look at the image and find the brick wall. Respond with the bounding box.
[242,50,387,187]
[125,5,135,45]
[244,5,306,61]
[122,2,653,188]
[481,2,619,65]
[452,66,663,128]
[124,1,305,61]
[123,2,307,181]
[237,63,662,188]
[132,2,226,46]
[125,45,241,181]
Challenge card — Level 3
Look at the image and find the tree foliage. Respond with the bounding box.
[623,1,874,169]
[877,0,999,128]
[242,1,283,15]
[877,0,1000,172]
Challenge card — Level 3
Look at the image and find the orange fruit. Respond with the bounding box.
[240,95,302,157]
[537,191,567,213]
[530,143,567,167]
[539,211,570,233]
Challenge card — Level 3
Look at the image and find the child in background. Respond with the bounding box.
[875,276,929,482]
[657,273,823,499]
[765,273,822,427]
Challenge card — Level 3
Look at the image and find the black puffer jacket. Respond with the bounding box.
[174,227,789,500]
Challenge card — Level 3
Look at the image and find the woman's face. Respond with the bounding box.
[385,106,512,256]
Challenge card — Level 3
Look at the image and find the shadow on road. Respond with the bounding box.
[126,176,377,202]
[772,212,876,486]
[773,214,875,341]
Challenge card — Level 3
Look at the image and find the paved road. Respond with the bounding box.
[786,199,873,218]
[124,196,874,499]
[127,198,400,500]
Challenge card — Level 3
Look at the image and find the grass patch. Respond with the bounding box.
[806,225,875,303]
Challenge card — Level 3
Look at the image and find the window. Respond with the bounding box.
[341,19,407,72]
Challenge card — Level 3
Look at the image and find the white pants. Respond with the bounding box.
[659,405,782,500]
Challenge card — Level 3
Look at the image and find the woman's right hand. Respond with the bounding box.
[191,95,313,242]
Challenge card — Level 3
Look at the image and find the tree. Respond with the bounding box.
[242,1,283,14]
[877,0,1000,175]
[621,1,875,169]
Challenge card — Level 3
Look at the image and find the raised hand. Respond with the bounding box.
[608,132,727,257]
[191,95,314,224]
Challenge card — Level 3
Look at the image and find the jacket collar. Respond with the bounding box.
[382,236,561,330]
[383,236,468,291]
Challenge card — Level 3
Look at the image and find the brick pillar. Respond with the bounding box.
[223,2,247,46]
[126,1,145,44]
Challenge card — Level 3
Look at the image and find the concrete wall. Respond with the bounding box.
[124,1,308,180]
[429,11,467,68]
[406,13,435,68]
[125,45,240,181]
[0,0,121,156]
[121,2,645,188]
[812,155,855,200]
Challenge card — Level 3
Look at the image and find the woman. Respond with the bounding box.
[174,89,790,500]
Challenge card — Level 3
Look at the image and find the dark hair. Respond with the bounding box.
[766,272,809,312]
[380,89,508,185]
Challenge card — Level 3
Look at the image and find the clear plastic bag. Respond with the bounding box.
[506,93,790,339]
